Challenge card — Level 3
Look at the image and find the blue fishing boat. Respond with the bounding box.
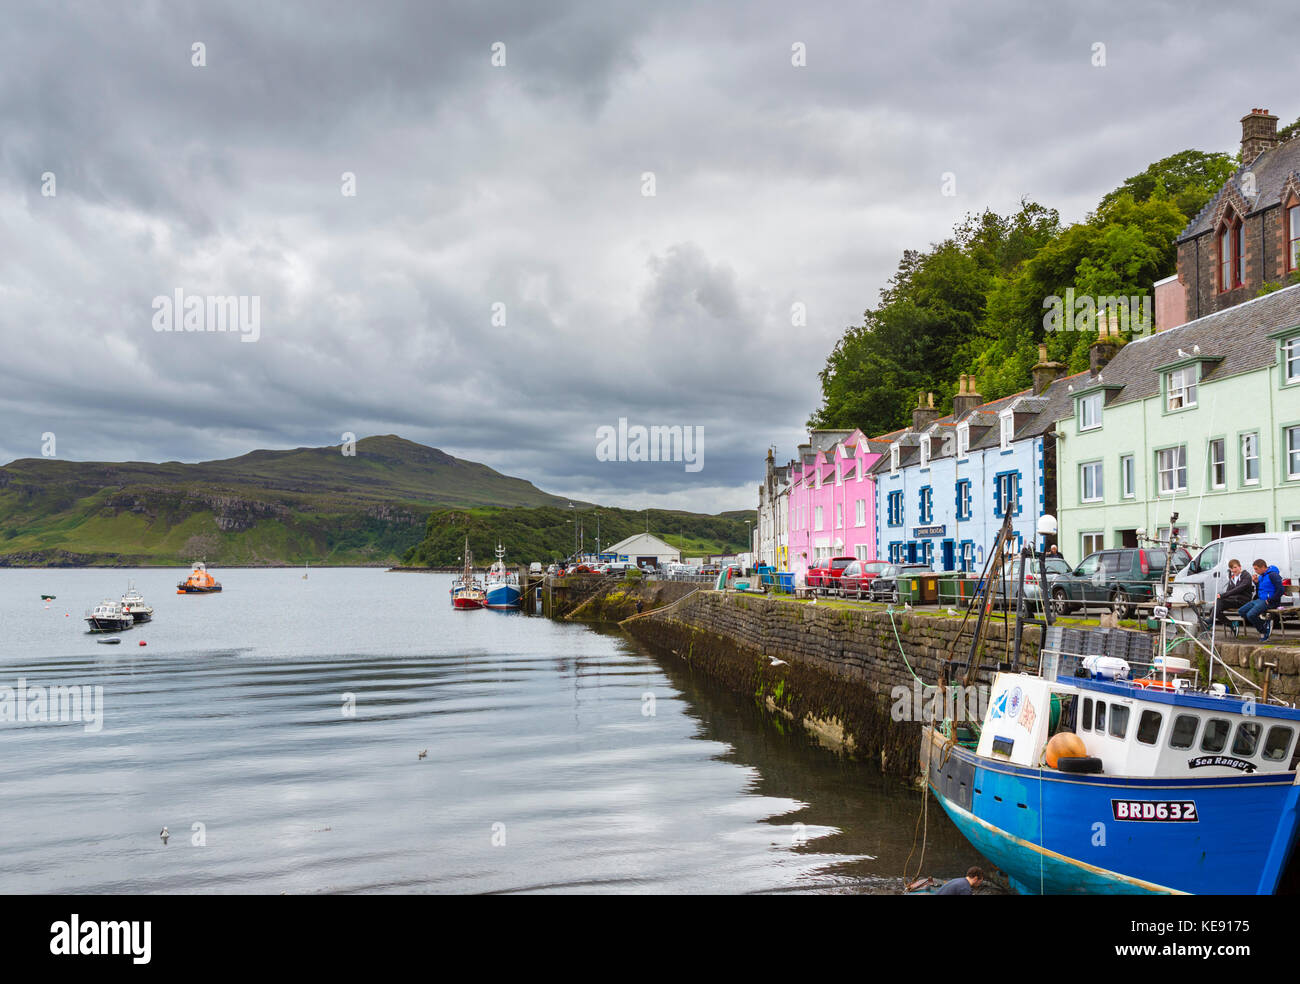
[923,651,1300,895]
[484,544,522,610]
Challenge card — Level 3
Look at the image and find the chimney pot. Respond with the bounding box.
[1241,107,1280,162]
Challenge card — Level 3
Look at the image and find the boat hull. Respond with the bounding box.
[484,582,522,609]
[452,595,485,610]
[86,617,133,633]
[176,585,222,594]
[922,726,1300,895]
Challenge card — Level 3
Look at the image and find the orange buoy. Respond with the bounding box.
[1046,731,1088,769]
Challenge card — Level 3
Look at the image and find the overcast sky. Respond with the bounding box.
[0,0,1290,512]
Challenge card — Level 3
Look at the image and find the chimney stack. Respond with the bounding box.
[1031,343,1067,395]
[1090,313,1123,376]
[952,374,982,418]
[1241,108,1280,163]
[912,391,943,432]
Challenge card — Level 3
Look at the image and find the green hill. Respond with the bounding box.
[0,435,573,567]
[401,505,754,567]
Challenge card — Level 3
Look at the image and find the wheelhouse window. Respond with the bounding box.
[1156,446,1188,494]
[1136,710,1162,745]
[1209,438,1226,489]
[1079,393,1102,431]
[1094,701,1106,734]
[1170,714,1198,749]
[1263,725,1295,762]
[1242,433,1260,485]
[1081,698,1093,731]
[1167,366,1198,411]
[1232,721,1261,758]
[1107,704,1130,740]
[1201,718,1231,754]
[1080,461,1103,502]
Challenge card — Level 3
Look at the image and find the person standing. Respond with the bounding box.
[1239,559,1284,642]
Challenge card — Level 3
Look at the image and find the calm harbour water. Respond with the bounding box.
[0,568,977,894]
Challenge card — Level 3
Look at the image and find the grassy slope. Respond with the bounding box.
[0,435,573,566]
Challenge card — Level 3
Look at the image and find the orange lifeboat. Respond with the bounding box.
[177,561,223,594]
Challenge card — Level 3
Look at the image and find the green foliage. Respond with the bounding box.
[401,505,752,566]
[811,146,1236,430]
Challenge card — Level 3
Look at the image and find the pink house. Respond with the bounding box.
[786,429,885,577]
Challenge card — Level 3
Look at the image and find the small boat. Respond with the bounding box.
[450,537,486,610]
[97,638,122,645]
[177,561,222,594]
[86,599,134,633]
[121,581,153,623]
[302,561,309,580]
[484,544,522,610]
[41,594,56,601]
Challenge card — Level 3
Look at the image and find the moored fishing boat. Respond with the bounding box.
[484,544,522,610]
[450,537,486,610]
[121,582,153,622]
[922,514,1300,895]
[85,599,134,633]
[177,561,222,594]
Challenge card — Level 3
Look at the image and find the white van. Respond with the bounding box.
[1171,532,1300,604]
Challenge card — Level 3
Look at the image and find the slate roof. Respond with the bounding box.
[1179,136,1300,241]
[1069,282,1300,409]
[865,369,1092,476]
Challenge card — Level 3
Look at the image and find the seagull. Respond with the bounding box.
[159,827,169,843]
[947,608,960,616]
[1193,344,1201,354]
[904,602,913,612]
[418,749,427,760]
[770,658,789,667]
[1177,348,1190,359]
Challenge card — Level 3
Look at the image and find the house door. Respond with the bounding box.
[941,540,956,572]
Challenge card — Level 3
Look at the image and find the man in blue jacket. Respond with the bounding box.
[1239,559,1285,642]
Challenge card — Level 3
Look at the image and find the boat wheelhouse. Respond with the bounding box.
[923,650,1300,895]
[177,562,222,594]
[85,599,134,633]
[120,582,153,622]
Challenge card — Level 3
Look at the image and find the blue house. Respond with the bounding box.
[869,354,1085,572]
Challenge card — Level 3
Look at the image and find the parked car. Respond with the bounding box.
[806,556,858,594]
[1049,546,1191,618]
[866,563,933,603]
[838,560,892,599]
[987,555,1074,608]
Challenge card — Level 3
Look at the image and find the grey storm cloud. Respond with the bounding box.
[1,0,1296,510]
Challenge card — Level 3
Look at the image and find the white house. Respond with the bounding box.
[603,532,681,567]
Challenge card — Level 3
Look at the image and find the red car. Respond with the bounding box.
[838,560,892,599]
[806,556,858,594]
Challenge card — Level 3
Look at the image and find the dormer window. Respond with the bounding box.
[999,411,1014,450]
[1079,392,1102,431]
[1218,216,1244,291]
[919,434,931,468]
[957,422,969,458]
[890,443,899,475]
[1167,366,1198,411]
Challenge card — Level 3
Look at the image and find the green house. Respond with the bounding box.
[1057,285,1300,559]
